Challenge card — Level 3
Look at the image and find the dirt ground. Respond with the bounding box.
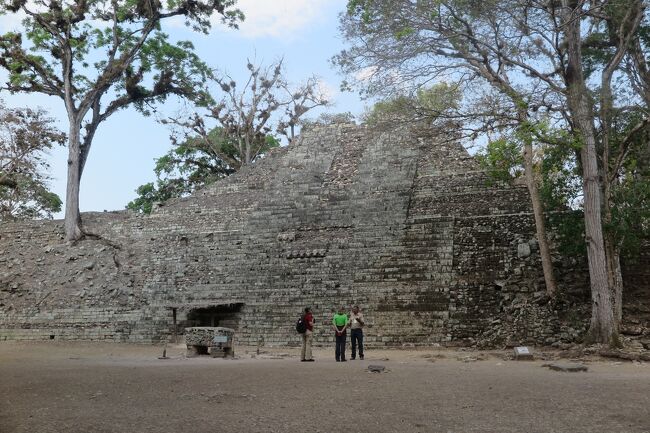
[0,342,649,433]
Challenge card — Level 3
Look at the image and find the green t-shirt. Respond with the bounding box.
[333,313,348,327]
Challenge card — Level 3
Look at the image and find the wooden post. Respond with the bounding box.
[172,308,177,344]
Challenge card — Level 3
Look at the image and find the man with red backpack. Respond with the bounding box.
[299,307,315,362]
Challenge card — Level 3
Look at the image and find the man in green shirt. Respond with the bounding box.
[332,306,349,362]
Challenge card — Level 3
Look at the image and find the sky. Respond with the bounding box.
[0,0,367,218]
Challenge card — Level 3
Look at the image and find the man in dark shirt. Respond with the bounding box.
[349,305,365,360]
[300,307,315,362]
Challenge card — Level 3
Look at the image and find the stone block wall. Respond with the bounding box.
[0,124,644,347]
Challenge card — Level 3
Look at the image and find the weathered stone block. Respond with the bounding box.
[517,243,532,258]
[543,363,588,373]
[513,346,534,360]
[185,327,235,358]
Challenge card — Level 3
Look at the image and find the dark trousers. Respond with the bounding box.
[335,332,347,361]
[351,328,364,358]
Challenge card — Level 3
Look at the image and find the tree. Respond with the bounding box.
[130,60,327,212]
[363,83,461,127]
[556,0,645,344]
[336,0,649,346]
[164,59,329,170]
[476,137,525,184]
[126,181,167,215]
[580,0,648,330]
[127,127,279,213]
[336,0,559,299]
[0,0,243,241]
[0,100,65,219]
[300,112,356,133]
[478,126,587,258]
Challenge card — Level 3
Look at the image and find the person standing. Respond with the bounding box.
[332,306,349,362]
[300,307,315,362]
[349,305,365,360]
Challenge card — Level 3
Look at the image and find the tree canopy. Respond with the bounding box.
[164,59,329,171]
[127,59,330,213]
[363,83,461,126]
[0,100,65,220]
[127,128,279,214]
[336,0,650,346]
[0,0,243,240]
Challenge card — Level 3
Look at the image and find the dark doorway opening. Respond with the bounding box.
[193,345,209,355]
[186,303,244,329]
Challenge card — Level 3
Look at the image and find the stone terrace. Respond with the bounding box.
[1,123,645,347]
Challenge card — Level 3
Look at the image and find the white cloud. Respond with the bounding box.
[316,78,337,104]
[2,1,331,39]
[220,0,331,39]
[0,11,26,32]
[354,66,378,83]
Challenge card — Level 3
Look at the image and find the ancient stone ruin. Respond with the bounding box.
[185,327,235,358]
[1,124,648,347]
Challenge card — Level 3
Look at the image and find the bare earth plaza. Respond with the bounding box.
[1,342,649,433]
[2,122,649,433]
[1,1,649,432]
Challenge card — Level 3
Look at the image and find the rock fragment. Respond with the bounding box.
[543,363,588,372]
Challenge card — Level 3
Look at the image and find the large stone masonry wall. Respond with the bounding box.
[0,124,644,347]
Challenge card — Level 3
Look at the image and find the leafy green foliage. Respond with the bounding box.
[127,128,279,213]
[608,176,650,257]
[538,145,581,210]
[126,182,164,215]
[300,112,356,133]
[478,115,647,259]
[605,109,650,257]
[364,83,461,125]
[0,1,242,106]
[476,138,523,183]
[547,211,587,258]
[1,176,63,219]
[0,101,64,220]
[536,136,585,258]
[477,123,587,256]
[0,0,243,237]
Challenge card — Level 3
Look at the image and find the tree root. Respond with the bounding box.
[69,229,123,269]
[599,349,650,362]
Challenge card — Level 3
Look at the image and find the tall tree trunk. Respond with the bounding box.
[561,0,618,346]
[600,0,647,332]
[64,121,83,241]
[596,1,643,335]
[602,169,623,330]
[576,110,617,345]
[444,25,557,296]
[605,235,624,326]
[522,135,557,298]
[602,135,624,332]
